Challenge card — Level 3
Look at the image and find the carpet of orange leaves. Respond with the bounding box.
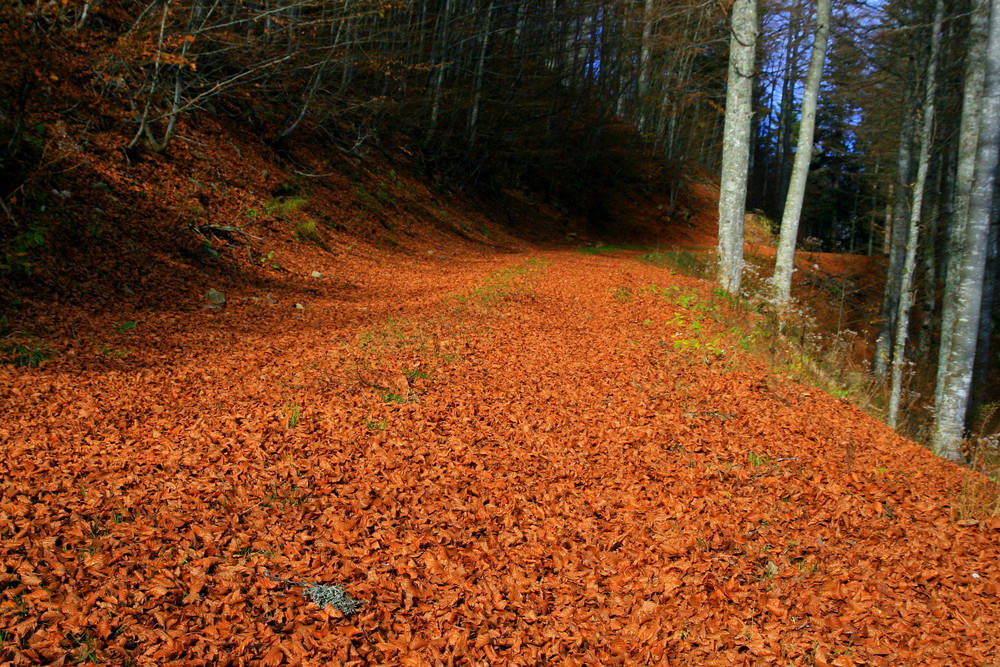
[2,241,1000,666]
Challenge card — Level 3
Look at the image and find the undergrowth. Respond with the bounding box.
[292,219,324,246]
[1,334,51,368]
[633,249,1000,518]
[954,457,1000,521]
[638,249,710,277]
[266,195,308,218]
[638,251,883,421]
[0,221,47,275]
[954,404,1000,520]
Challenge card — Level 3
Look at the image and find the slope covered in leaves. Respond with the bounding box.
[2,247,999,666]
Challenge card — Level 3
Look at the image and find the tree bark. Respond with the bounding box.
[935,0,990,409]
[888,0,945,430]
[770,0,832,306]
[933,0,1000,460]
[875,83,917,377]
[774,5,806,216]
[717,0,758,295]
[969,210,1000,422]
[426,0,455,142]
[637,0,656,132]
[467,0,495,145]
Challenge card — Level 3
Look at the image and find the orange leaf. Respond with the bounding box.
[262,644,284,666]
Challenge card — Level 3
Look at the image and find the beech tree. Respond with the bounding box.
[933,0,1000,461]
[135,2,329,150]
[749,0,810,220]
[887,0,944,430]
[935,0,990,415]
[717,0,759,294]
[770,0,832,305]
[2,0,734,199]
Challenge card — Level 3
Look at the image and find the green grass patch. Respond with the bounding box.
[364,417,388,431]
[285,404,302,428]
[293,218,324,246]
[266,196,308,218]
[358,318,426,351]
[467,257,550,306]
[638,250,711,278]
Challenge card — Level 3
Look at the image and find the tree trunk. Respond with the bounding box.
[969,210,1000,423]
[875,85,918,377]
[467,0,495,145]
[916,193,939,359]
[716,0,758,295]
[934,0,1000,460]
[774,5,806,216]
[883,182,894,254]
[426,0,454,142]
[637,0,655,132]
[770,0,832,306]
[935,0,990,410]
[888,0,945,430]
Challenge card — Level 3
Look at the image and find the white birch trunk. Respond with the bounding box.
[933,0,1000,461]
[888,0,945,430]
[717,0,758,294]
[770,0,832,305]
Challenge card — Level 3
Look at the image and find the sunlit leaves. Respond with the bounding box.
[0,250,997,664]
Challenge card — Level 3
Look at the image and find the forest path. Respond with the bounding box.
[1,248,998,665]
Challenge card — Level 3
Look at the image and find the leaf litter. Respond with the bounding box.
[1,248,999,666]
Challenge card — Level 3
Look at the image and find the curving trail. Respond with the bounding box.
[1,248,998,665]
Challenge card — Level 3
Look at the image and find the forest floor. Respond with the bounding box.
[2,110,999,665]
[3,234,1000,665]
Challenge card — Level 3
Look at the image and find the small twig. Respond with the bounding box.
[293,169,338,178]
[0,198,16,226]
[356,370,389,392]
[175,134,209,147]
[263,568,309,587]
[195,224,262,241]
[224,137,243,158]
